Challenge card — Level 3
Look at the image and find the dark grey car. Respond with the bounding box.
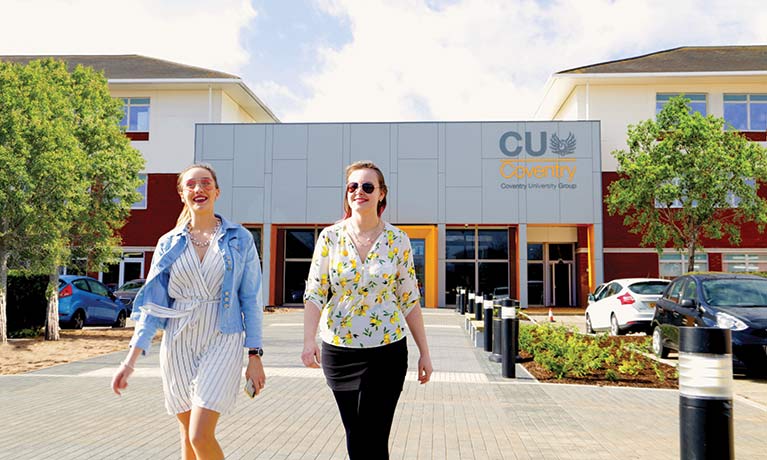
[113,279,145,313]
[651,273,767,376]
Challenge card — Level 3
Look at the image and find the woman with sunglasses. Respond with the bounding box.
[111,163,266,460]
[302,161,433,460]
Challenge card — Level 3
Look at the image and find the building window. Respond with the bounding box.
[445,228,508,304]
[246,227,263,266]
[131,173,147,210]
[120,98,150,139]
[656,93,707,116]
[659,252,708,278]
[284,228,320,304]
[724,94,767,131]
[723,253,767,273]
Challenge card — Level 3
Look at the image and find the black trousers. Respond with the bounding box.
[323,339,408,460]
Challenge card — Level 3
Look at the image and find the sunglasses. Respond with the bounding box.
[346,182,377,194]
[183,178,215,190]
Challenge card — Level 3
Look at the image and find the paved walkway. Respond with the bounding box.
[1,309,766,459]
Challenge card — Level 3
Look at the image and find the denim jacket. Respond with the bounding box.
[129,215,263,353]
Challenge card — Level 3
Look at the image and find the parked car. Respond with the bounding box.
[651,273,767,375]
[113,278,146,313]
[492,286,509,300]
[585,278,670,335]
[58,275,129,329]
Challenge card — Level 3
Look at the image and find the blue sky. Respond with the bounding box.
[2,0,767,121]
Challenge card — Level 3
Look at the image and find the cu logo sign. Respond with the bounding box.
[499,131,576,157]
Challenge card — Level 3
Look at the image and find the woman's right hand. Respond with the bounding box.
[111,363,134,396]
[301,342,321,368]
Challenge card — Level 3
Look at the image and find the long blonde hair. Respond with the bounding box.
[175,163,220,227]
[342,161,388,219]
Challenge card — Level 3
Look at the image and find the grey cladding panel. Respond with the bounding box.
[481,159,519,223]
[446,123,482,187]
[446,187,482,222]
[558,158,594,223]
[201,125,234,160]
[307,187,343,223]
[397,123,438,158]
[397,159,438,223]
[350,124,390,172]
[231,187,264,223]
[307,125,343,187]
[271,160,307,222]
[273,125,308,159]
[208,159,233,217]
[233,125,266,187]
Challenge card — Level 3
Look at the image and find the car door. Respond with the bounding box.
[87,279,118,324]
[666,278,691,349]
[656,278,685,349]
[679,278,703,328]
[71,278,97,323]
[593,282,621,329]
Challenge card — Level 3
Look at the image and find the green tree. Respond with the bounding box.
[606,95,767,272]
[0,58,144,343]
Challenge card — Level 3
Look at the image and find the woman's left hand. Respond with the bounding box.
[417,354,433,384]
[245,358,266,396]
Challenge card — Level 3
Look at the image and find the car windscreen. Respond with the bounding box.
[701,278,767,307]
[628,281,669,295]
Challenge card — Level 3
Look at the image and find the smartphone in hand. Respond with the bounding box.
[244,378,257,399]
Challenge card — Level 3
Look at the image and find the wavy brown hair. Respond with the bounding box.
[342,161,388,219]
[175,163,220,227]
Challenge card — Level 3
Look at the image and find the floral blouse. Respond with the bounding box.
[304,221,421,348]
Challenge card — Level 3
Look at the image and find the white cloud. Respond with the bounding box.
[0,0,256,75]
[284,0,767,122]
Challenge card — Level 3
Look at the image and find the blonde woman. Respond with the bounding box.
[111,164,265,460]
[302,161,433,460]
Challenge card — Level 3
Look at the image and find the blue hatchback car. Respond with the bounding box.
[58,275,129,329]
[651,273,767,376]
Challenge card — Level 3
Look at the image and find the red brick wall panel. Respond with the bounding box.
[120,174,182,247]
[604,253,659,280]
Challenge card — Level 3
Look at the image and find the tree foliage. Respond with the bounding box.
[606,96,767,271]
[0,58,144,342]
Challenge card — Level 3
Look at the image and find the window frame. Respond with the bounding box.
[131,173,148,210]
[120,97,151,133]
[724,94,767,132]
[659,252,708,279]
[656,93,707,116]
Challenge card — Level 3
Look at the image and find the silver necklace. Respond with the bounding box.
[187,220,221,247]
[348,221,382,247]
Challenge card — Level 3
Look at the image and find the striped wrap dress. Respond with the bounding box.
[158,229,245,415]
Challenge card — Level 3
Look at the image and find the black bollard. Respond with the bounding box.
[501,303,517,378]
[467,292,475,315]
[460,288,467,314]
[483,298,494,352]
[679,327,733,460]
[456,287,463,313]
[475,293,485,321]
[489,299,505,363]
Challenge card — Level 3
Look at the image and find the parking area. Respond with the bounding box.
[1,309,765,459]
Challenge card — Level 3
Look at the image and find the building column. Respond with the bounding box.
[518,223,527,308]
[437,223,446,307]
[261,223,271,307]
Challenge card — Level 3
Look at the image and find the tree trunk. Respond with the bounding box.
[0,246,8,344]
[687,240,696,274]
[45,272,60,341]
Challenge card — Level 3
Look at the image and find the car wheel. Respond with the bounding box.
[585,314,594,334]
[609,315,622,336]
[71,310,85,330]
[652,326,669,359]
[113,310,127,328]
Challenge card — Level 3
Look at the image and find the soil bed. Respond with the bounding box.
[519,333,679,389]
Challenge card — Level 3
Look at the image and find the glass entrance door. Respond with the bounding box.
[410,238,426,307]
[549,261,574,306]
